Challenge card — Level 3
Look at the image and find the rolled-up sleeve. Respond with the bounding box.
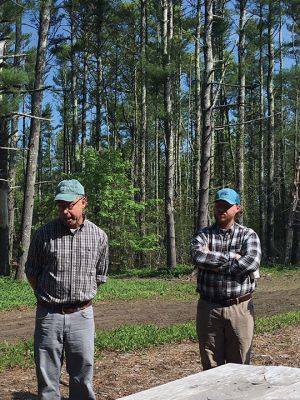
[191,232,230,267]
[219,230,261,275]
[96,233,109,284]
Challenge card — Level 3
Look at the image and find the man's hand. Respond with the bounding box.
[202,244,209,253]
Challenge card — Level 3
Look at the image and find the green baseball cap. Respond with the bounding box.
[54,179,85,202]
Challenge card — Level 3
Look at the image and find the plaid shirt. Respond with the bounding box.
[25,218,108,304]
[191,222,261,300]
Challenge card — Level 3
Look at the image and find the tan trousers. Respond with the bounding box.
[196,297,255,370]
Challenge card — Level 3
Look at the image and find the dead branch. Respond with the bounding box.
[214,112,281,131]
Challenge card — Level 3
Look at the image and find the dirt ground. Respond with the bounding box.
[0,271,300,399]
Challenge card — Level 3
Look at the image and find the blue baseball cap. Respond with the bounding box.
[215,188,240,205]
[54,179,85,202]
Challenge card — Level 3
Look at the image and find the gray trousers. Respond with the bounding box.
[196,298,255,370]
[34,304,96,400]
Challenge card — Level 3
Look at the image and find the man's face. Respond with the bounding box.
[214,200,240,228]
[56,196,87,229]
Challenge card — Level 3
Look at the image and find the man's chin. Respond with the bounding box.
[63,218,77,228]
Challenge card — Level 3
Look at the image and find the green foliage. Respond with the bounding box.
[77,148,160,265]
[0,68,28,89]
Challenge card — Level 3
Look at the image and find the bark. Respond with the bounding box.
[193,0,201,228]
[95,53,103,150]
[70,1,79,171]
[266,0,275,259]
[0,116,9,276]
[81,51,88,168]
[285,155,300,264]
[163,0,176,269]
[258,1,266,254]
[8,11,22,267]
[16,0,52,280]
[197,0,214,229]
[139,0,147,267]
[236,0,247,221]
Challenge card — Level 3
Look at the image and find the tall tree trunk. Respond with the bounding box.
[95,41,103,150]
[0,116,9,276]
[266,0,275,259]
[16,0,52,280]
[236,0,247,221]
[139,0,147,267]
[285,155,300,264]
[8,11,22,267]
[197,0,214,229]
[0,37,9,276]
[258,0,266,254]
[81,51,88,168]
[193,0,201,229]
[163,0,176,269]
[70,1,79,171]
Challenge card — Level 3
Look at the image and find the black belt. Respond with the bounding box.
[200,292,252,307]
[38,299,92,314]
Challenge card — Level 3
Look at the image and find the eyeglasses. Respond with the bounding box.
[56,197,84,211]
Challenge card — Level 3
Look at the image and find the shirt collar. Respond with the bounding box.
[214,222,235,235]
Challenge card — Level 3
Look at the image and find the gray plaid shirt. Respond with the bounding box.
[191,222,261,300]
[25,218,108,304]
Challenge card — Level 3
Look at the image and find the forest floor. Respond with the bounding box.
[0,270,300,399]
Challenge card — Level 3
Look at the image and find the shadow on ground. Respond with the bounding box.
[12,393,68,400]
[12,393,37,400]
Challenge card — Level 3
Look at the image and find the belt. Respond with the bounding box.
[200,292,252,307]
[38,299,92,314]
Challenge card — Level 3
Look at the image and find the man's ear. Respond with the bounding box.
[82,197,87,209]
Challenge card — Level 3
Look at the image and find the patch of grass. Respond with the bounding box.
[0,277,196,311]
[95,278,196,302]
[2,311,300,370]
[260,264,300,277]
[255,311,300,334]
[0,277,36,310]
[0,338,34,370]
[95,322,197,352]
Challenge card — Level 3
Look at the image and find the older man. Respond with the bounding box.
[25,179,108,400]
[191,187,261,370]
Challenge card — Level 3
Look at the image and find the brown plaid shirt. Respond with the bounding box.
[191,222,261,300]
[25,218,108,304]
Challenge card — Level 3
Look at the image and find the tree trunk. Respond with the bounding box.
[285,155,300,264]
[193,0,201,229]
[163,0,176,269]
[258,1,266,254]
[95,52,103,150]
[0,116,9,276]
[266,0,275,259]
[70,1,79,171]
[197,0,214,229]
[139,0,147,267]
[8,12,22,267]
[16,0,52,280]
[236,0,247,221]
[81,51,88,168]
